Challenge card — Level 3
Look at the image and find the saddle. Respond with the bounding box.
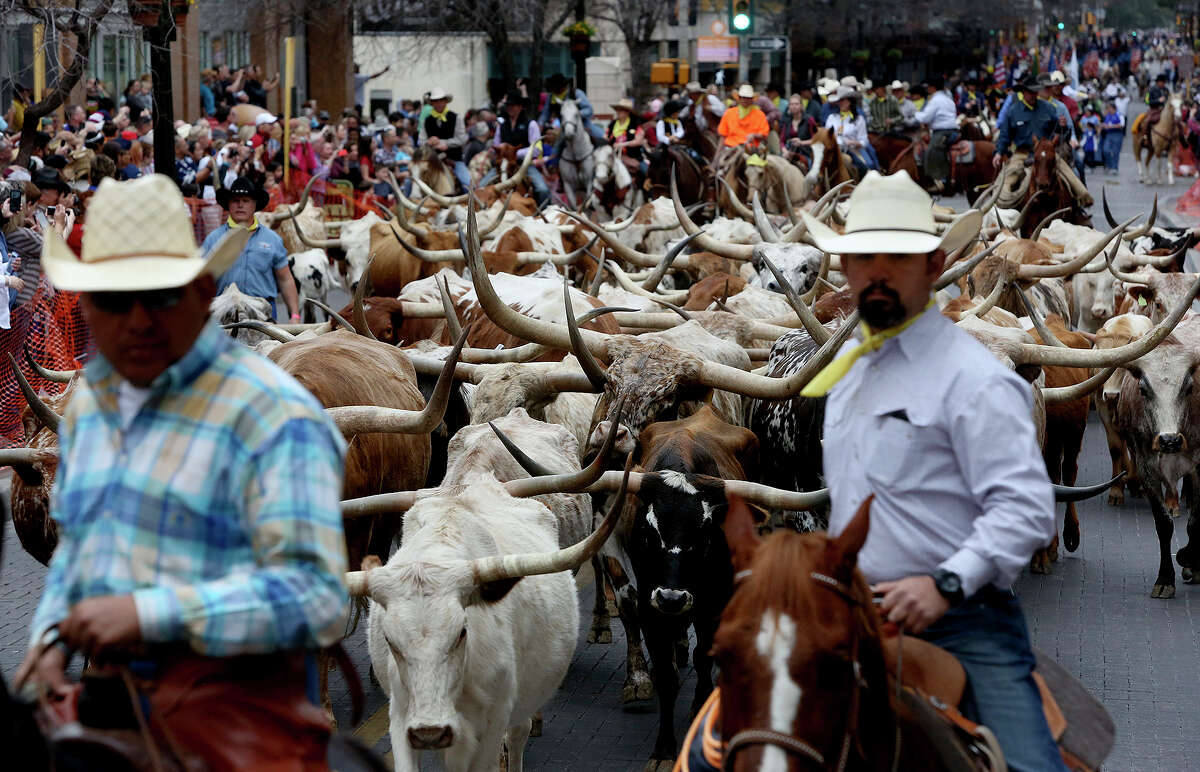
[950,140,976,166]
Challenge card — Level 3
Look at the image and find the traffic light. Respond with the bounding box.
[1056,21,1065,30]
[730,0,753,35]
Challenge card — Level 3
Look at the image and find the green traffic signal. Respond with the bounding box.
[733,12,751,30]
[729,0,753,34]
[1056,22,1065,30]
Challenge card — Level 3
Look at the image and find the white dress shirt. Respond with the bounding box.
[824,112,868,148]
[915,89,959,130]
[822,307,1055,598]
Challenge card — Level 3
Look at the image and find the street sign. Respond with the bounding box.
[747,36,787,52]
[698,36,739,63]
[710,19,727,36]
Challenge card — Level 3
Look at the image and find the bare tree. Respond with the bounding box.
[591,0,671,100]
[6,0,116,168]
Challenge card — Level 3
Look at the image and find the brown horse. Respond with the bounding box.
[709,495,963,771]
[889,137,998,205]
[1135,97,1180,185]
[1022,136,1088,238]
[646,143,708,206]
[869,131,918,173]
[809,126,855,196]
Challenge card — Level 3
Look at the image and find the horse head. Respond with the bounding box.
[1031,136,1058,189]
[561,99,580,141]
[712,495,895,771]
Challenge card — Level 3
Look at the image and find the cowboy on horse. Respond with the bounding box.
[993,73,1093,211]
[715,83,771,177]
[915,75,960,191]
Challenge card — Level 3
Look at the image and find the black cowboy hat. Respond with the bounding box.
[1156,73,1168,83]
[546,73,570,92]
[216,176,269,211]
[504,90,529,107]
[32,167,70,194]
[661,99,687,117]
[1016,73,1040,91]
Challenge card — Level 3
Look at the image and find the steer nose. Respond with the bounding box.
[407,725,455,750]
[651,588,694,615]
[1092,306,1111,321]
[1155,433,1186,454]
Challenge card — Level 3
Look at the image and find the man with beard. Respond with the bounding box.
[798,171,1067,772]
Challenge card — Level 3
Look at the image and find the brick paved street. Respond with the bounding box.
[5,108,1200,770]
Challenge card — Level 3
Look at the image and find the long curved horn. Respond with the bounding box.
[603,261,689,304]
[494,146,535,192]
[721,479,831,510]
[565,277,609,391]
[395,234,466,263]
[503,397,625,499]
[1016,273,1200,367]
[470,455,633,584]
[1104,235,1154,285]
[960,277,1008,318]
[717,176,755,221]
[458,307,637,364]
[305,298,354,332]
[780,179,853,245]
[779,175,799,225]
[1053,472,1125,502]
[671,172,755,260]
[602,212,638,231]
[799,250,831,304]
[439,274,464,341]
[263,173,320,226]
[649,297,693,321]
[1125,193,1158,241]
[757,250,830,345]
[8,354,60,434]
[351,259,379,340]
[1007,189,1042,233]
[1016,216,1135,279]
[413,176,469,207]
[387,170,420,211]
[1015,286,1067,348]
[589,252,607,295]
[24,347,75,383]
[326,325,469,436]
[1042,368,1115,403]
[514,235,600,266]
[478,192,513,238]
[393,195,426,236]
[1030,207,1071,242]
[293,200,343,249]
[489,422,558,477]
[642,231,703,292]
[562,211,681,269]
[0,447,57,467]
[751,191,782,242]
[222,320,296,343]
[934,241,999,290]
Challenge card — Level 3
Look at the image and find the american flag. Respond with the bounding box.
[994,59,1007,86]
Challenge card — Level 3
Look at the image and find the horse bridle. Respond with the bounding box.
[722,570,893,772]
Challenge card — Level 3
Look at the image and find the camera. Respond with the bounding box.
[46,206,57,217]
[7,189,21,213]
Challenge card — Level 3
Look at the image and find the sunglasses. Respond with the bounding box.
[88,286,187,315]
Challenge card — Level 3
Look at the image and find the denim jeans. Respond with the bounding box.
[480,163,550,206]
[919,589,1068,772]
[1101,132,1123,171]
[452,161,471,193]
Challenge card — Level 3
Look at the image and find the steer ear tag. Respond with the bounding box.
[1138,296,1148,307]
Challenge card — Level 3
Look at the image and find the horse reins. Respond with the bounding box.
[722,570,894,772]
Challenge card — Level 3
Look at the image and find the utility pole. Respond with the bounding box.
[145,1,176,184]
[573,0,588,90]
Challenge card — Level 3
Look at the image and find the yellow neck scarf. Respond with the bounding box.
[612,116,630,137]
[801,298,935,397]
[738,105,753,119]
[227,215,260,232]
[430,107,450,123]
[1017,93,1034,109]
[840,110,854,119]
[664,116,679,125]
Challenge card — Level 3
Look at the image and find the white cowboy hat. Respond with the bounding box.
[610,97,636,112]
[840,75,864,90]
[685,81,703,92]
[737,83,756,98]
[831,86,859,102]
[42,174,249,292]
[800,170,981,255]
[889,80,906,91]
[428,87,453,102]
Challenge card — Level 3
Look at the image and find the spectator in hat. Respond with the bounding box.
[893,81,918,131]
[202,176,298,321]
[250,112,278,150]
[682,81,725,132]
[656,99,687,147]
[483,90,550,207]
[33,167,70,210]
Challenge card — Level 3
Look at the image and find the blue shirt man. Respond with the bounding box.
[200,176,298,321]
[540,73,606,143]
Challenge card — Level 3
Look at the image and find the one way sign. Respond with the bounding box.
[747,36,787,51]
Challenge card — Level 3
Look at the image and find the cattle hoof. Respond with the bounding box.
[1029,550,1052,575]
[644,760,674,772]
[588,627,613,644]
[1107,490,1125,507]
[530,712,543,738]
[1151,583,1176,599]
[1183,568,1198,584]
[1064,529,1080,553]
[622,672,655,704]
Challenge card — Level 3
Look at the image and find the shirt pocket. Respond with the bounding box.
[247,241,279,276]
[864,408,940,492]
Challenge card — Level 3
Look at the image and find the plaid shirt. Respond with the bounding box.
[867,94,901,134]
[31,321,349,656]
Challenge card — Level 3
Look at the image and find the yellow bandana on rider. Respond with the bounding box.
[227,215,260,232]
[430,107,450,123]
[800,298,936,397]
[840,111,854,120]
[738,105,754,119]
[612,117,630,138]
[1017,93,1034,109]
[664,116,680,125]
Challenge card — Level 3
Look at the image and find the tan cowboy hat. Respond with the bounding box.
[428,87,453,102]
[685,81,703,92]
[610,97,635,112]
[737,83,756,99]
[42,174,249,292]
[800,171,981,255]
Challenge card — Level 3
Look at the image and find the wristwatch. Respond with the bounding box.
[932,569,965,606]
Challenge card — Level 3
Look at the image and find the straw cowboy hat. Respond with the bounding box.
[685,81,703,93]
[889,80,907,91]
[800,170,981,255]
[610,97,635,112]
[830,86,859,102]
[428,87,453,102]
[42,174,249,292]
[839,75,865,91]
[736,83,756,98]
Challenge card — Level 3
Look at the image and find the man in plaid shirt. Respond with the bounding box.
[15,175,348,769]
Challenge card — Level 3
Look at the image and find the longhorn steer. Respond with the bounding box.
[617,406,758,770]
[210,283,272,343]
[1114,315,1200,598]
[289,248,344,322]
[8,369,75,565]
[1096,314,1155,506]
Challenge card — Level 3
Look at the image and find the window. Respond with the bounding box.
[199,31,210,70]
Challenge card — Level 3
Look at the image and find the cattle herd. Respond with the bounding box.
[4,165,1200,771]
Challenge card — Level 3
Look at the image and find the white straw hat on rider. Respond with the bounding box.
[428,87,453,102]
[889,80,906,91]
[736,83,756,98]
[800,170,981,255]
[42,174,249,292]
